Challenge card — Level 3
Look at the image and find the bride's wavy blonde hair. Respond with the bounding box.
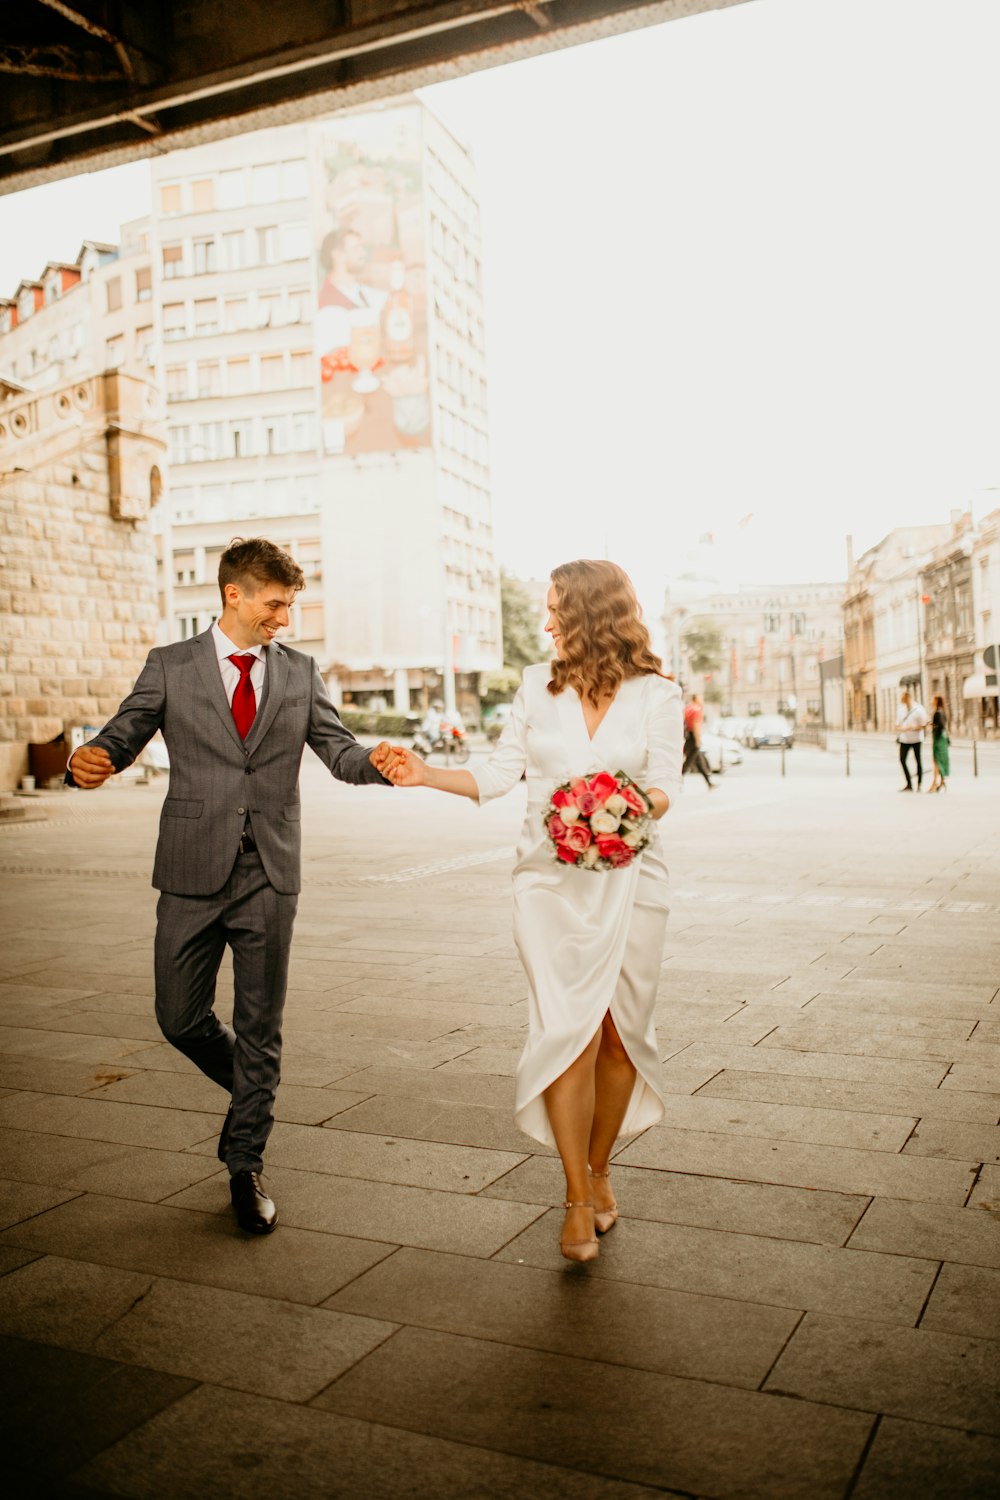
[547,559,665,707]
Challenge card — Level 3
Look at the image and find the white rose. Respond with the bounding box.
[590,810,621,834]
[582,844,600,867]
[605,793,628,817]
[622,830,643,848]
[561,804,580,825]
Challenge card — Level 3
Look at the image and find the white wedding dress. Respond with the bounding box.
[471,663,684,1147]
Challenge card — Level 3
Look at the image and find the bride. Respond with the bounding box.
[377,560,682,1262]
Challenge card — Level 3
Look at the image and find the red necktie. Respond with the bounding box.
[228,654,257,739]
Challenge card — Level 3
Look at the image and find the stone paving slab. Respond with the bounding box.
[0,1091,222,1151]
[847,1196,1000,1268]
[615,1126,979,1203]
[919,1261,1000,1340]
[852,1416,1000,1500]
[764,1311,1000,1434]
[902,1117,1000,1163]
[697,1067,1000,1123]
[493,1212,936,1323]
[315,1324,873,1500]
[0,1193,395,1305]
[326,1244,800,1389]
[0,1126,224,1202]
[660,1094,916,1152]
[76,1383,677,1500]
[86,1067,372,1126]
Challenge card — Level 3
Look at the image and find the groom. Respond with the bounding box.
[68,537,393,1233]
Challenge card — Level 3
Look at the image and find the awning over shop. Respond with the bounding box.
[963,674,999,699]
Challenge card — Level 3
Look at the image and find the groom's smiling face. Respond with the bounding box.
[223,577,299,649]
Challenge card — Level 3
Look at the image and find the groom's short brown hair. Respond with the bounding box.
[218,537,305,605]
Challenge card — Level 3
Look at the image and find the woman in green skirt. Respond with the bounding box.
[929,695,950,792]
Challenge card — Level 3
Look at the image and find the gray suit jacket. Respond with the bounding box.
[72,630,389,896]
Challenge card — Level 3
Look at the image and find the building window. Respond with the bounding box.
[136,265,152,302]
[191,178,215,212]
[106,277,122,313]
[224,297,249,332]
[259,354,284,391]
[166,365,188,401]
[280,159,308,199]
[289,350,311,386]
[193,298,219,335]
[105,334,125,369]
[222,231,245,270]
[136,325,154,364]
[18,288,36,321]
[197,360,221,397]
[281,223,309,261]
[256,291,280,327]
[257,226,279,265]
[227,357,252,394]
[162,243,184,279]
[177,614,199,640]
[264,416,288,455]
[163,301,186,340]
[218,169,245,209]
[251,164,279,204]
[159,183,182,214]
[291,412,316,452]
[286,287,311,323]
[230,420,254,458]
[193,238,216,275]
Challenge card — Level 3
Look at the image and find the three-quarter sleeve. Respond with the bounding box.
[646,679,684,810]
[470,682,528,804]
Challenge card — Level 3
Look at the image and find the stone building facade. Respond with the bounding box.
[0,371,165,790]
[921,522,976,736]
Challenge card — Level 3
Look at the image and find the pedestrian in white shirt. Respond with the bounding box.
[896,689,929,792]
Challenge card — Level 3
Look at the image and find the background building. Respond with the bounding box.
[665,583,844,723]
[0,372,164,790]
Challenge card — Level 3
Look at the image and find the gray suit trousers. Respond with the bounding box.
[154,849,298,1175]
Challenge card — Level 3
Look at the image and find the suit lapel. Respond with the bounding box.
[192,630,245,753]
[246,642,288,752]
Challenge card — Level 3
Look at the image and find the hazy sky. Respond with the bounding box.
[2,0,998,615]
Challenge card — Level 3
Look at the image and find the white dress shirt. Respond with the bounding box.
[896,702,928,744]
[212,621,266,711]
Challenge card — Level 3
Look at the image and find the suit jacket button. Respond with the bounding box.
[237,806,245,815]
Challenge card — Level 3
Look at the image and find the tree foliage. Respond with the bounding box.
[683,618,724,677]
[501,570,548,674]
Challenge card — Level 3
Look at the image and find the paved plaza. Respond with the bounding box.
[0,741,998,1499]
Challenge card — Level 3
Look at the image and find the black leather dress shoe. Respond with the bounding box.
[217,1103,234,1163]
[230,1170,278,1234]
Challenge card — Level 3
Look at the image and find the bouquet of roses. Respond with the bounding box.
[543,770,653,871]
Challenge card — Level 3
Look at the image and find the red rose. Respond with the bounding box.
[570,778,590,798]
[575,791,598,818]
[589,772,619,803]
[619,784,648,816]
[552,787,573,809]
[596,834,627,859]
[564,823,593,852]
[555,843,578,863]
[547,815,567,842]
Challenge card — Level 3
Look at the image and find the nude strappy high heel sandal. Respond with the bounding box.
[590,1168,619,1234]
[560,1199,599,1263]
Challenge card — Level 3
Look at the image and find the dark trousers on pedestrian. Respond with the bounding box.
[899,740,923,789]
[153,850,298,1175]
[683,731,713,786]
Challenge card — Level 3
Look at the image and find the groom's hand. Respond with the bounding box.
[68,745,116,789]
[369,741,397,774]
[379,746,427,787]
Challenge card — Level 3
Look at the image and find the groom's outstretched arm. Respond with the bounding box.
[67,651,166,789]
[306,661,392,787]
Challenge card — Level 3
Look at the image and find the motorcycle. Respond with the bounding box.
[412,720,470,764]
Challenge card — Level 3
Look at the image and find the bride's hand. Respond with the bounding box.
[383,746,428,787]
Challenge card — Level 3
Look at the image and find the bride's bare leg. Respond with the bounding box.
[544,1028,602,1244]
[588,1013,637,1213]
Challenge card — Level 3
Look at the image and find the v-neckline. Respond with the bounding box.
[575,681,623,744]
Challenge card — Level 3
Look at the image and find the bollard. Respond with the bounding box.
[973,739,979,778]
[845,741,850,778]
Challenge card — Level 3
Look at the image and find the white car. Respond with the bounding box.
[700,731,743,774]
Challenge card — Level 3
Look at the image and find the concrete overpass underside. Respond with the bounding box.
[1,0,749,194]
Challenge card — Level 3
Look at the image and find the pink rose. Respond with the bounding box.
[547,815,568,842]
[563,823,593,853]
[575,791,598,818]
[555,843,578,864]
[589,772,619,803]
[569,778,590,798]
[619,784,648,816]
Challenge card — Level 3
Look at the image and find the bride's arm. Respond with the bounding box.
[380,681,529,803]
[645,679,684,818]
[380,751,479,800]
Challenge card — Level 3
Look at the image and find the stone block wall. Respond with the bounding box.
[0,372,166,789]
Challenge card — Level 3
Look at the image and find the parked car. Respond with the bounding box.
[716,715,751,744]
[745,714,794,749]
[700,731,744,774]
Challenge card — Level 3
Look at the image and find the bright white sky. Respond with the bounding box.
[2,0,998,618]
